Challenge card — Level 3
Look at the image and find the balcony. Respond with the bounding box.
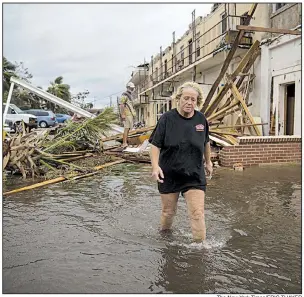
[138,14,253,94]
[225,29,252,46]
[129,64,149,86]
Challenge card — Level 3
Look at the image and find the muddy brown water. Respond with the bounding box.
[3,164,301,293]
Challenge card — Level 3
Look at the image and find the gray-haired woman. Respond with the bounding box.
[149,81,213,242]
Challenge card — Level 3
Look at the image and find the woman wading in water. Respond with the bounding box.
[149,81,212,242]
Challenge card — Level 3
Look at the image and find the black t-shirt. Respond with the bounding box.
[149,108,210,194]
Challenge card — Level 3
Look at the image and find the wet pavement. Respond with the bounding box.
[2,163,301,293]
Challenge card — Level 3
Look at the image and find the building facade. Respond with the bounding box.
[128,3,301,136]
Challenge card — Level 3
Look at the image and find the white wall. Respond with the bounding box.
[258,34,301,135]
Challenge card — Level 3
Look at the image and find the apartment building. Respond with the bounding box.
[128,3,301,136]
[258,3,302,136]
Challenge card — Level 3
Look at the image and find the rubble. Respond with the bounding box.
[3,108,118,179]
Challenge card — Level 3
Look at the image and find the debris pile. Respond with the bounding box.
[3,108,119,179]
[203,40,265,148]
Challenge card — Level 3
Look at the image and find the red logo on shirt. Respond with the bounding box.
[195,124,205,131]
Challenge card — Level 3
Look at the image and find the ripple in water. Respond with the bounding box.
[2,164,302,294]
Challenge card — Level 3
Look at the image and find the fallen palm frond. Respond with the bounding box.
[3,107,119,179]
[44,107,118,154]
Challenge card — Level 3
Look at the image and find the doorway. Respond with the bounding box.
[285,83,295,135]
[188,39,193,65]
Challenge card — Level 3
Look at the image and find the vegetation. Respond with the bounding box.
[2,57,121,179]
[3,107,118,178]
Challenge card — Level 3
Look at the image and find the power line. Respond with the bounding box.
[84,89,125,106]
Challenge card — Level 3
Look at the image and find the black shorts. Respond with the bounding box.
[158,171,207,196]
[158,183,206,196]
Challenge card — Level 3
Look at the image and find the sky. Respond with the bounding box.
[3,3,213,108]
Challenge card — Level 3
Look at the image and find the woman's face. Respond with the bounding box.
[179,87,198,114]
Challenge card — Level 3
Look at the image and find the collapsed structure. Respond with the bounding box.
[123,3,301,166]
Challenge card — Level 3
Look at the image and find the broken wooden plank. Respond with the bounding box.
[204,40,260,117]
[201,3,258,113]
[230,81,261,136]
[103,145,121,151]
[208,103,252,123]
[223,134,239,145]
[209,129,241,136]
[209,134,231,146]
[211,123,268,129]
[236,25,301,35]
[231,40,260,79]
[208,100,240,121]
[216,54,259,117]
[102,126,155,142]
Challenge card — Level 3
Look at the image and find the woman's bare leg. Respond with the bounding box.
[160,193,179,230]
[184,189,206,242]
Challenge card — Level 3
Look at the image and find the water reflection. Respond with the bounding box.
[154,244,209,293]
[3,164,301,294]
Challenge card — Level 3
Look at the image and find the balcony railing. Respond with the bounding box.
[137,14,253,95]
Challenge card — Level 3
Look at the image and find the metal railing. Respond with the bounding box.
[136,14,252,96]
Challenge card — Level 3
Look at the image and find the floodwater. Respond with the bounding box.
[3,164,302,294]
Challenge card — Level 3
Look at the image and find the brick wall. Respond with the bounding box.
[219,136,301,167]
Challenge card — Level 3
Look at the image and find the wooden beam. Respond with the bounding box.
[102,126,155,142]
[231,40,260,79]
[230,82,261,136]
[210,133,233,146]
[214,49,260,120]
[223,135,239,145]
[204,41,260,117]
[209,130,241,136]
[212,123,268,129]
[208,104,247,123]
[204,83,231,116]
[208,100,240,121]
[201,3,258,113]
[236,25,301,35]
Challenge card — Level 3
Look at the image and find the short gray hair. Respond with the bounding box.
[172,81,204,108]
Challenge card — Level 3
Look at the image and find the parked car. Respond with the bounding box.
[23,109,57,128]
[55,113,71,123]
[3,119,14,133]
[3,103,38,132]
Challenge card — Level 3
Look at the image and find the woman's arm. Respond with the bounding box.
[150,144,164,183]
[204,142,213,177]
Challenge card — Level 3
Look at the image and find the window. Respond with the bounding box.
[221,13,227,33]
[37,111,49,116]
[26,110,37,116]
[155,67,158,81]
[188,39,193,64]
[240,12,248,25]
[10,104,23,114]
[274,3,286,11]
[180,45,184,65]
[196,39,201,57]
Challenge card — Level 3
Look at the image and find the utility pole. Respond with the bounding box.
[110,96,112,107]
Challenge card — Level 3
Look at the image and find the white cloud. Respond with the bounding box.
[3,3,213,108]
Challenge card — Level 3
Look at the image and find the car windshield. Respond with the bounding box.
[10,104,23,114]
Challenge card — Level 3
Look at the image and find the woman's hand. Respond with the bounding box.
[151,165,164,183]
[205,161,213,178]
